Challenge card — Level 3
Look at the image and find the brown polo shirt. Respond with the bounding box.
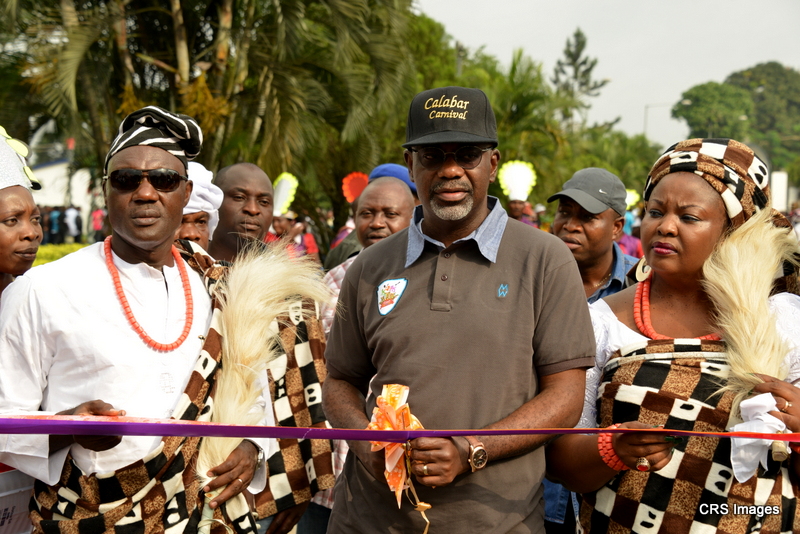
[325,210,595,533]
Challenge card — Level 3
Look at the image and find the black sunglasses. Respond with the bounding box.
[105,168,188,192]
[410,146,492,170]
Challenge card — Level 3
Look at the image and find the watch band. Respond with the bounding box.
[464,435,488,472]
[247,439,265,467]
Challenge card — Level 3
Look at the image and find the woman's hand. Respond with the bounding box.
[611,421,676,472]
[753,374,800,433]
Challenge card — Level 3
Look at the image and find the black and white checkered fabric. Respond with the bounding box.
[644,138,769,229]
[579,339,799,534]
[104,106,203,174]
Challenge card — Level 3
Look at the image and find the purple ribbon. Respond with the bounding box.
[0,416,799,442]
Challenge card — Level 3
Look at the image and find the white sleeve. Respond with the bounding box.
[769,292,800,385]
[577,301,615,429]
[244,372,276,493]
[0,276,70,484]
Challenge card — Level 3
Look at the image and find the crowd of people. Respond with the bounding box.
[0,86,799,534]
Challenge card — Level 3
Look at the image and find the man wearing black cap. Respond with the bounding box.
[0,107,270,533]
[549,168,638,303]
[543,168,638,533]
[322,87,595,533]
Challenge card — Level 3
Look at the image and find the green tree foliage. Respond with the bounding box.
[672,82,752,140]
[551,28,608,128]
[0,0,414,246]
[0,5,664,250]
[726,61,800,173]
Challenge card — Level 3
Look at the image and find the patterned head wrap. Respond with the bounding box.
[644,138,769,229]
[104,106,203,174]
[644,138,800,294]
[0,126,41,191]
[184,162,223,236]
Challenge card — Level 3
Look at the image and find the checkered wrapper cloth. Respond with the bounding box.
[252,299,335,518]
[579,339,800,534]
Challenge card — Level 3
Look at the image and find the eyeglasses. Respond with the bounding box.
[410,146,492,170]
[105,168,188,192]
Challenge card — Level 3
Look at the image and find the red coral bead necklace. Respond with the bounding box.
[633,276,721,341]
[104,236,194,352]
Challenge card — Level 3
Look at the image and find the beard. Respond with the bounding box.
[428,182,474,221]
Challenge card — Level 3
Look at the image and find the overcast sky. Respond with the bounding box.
[415,0,800,150]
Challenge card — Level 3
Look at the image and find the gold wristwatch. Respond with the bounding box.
[465,435,488,472]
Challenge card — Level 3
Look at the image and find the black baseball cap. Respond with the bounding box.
[403,86,498,148]
[547,168,628,216]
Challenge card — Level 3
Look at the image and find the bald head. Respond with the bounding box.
[215,163,267,190]
[355,177,415,248]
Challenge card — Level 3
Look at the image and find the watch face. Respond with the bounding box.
[472,448,488,469]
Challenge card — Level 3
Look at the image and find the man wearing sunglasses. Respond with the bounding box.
[323,87,596,533]
[0,107,272,533]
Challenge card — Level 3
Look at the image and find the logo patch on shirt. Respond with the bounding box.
[377,278,408,315]
[498,284,509,297]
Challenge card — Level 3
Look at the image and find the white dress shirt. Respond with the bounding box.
[0,243,273,487]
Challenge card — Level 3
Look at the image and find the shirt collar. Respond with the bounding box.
[587,242,638,304]
[609,242,630,284]
[405,196,508,267]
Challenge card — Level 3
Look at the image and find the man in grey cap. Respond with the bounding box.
[543,168,637,533]
[548,168,638,304]
[323,86,595,533]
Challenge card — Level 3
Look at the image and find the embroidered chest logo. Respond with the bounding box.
[498,284,509,297]
[377,278,408,315]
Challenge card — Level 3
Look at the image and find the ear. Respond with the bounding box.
[183,180,193,208]
[404,150,415,183]
[488,149,501,183]
[612,215,625,240]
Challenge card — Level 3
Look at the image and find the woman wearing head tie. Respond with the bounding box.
[547,139,800,533]
[0,126,42,298]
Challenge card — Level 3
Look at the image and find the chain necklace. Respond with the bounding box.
[590,270,612,291]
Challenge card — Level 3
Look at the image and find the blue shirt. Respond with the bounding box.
[587,242,638,304]
[405,196,507,267]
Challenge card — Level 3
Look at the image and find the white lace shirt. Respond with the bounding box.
[0,243,272,486]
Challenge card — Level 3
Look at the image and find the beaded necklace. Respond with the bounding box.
[633,277,721,341]
[104,237,194,352]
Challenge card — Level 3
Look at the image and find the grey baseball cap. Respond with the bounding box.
[547,168,627,216]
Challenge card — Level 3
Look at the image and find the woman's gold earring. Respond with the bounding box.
[635,258,652,282]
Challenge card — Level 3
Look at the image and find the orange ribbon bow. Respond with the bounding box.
[367,384,431,533]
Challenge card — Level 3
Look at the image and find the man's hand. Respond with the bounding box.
[265,502,310,534]
[408,437,469,487]
[204,440,259,509]
[349,439,386,481]
[50,400,126,453]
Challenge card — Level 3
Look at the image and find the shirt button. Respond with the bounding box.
[441,275,448,281]
[444,253,451,258]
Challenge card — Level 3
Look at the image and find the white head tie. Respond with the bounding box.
[184,162,223,236]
